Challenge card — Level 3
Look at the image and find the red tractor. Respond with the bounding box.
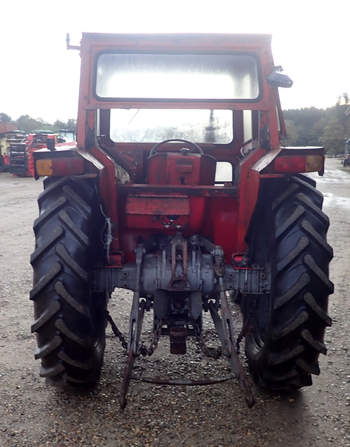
[30,33,333,407]
[8,131,56,177]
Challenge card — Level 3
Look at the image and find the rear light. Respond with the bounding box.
[36,159,53,176]
[273,155,324,174]
[36,157,85,176]
[305,155,324,173]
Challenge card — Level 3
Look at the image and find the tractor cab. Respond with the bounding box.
[71,34,291,263]
[88,36,278,186]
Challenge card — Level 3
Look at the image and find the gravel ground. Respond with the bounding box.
[0,158,349,447]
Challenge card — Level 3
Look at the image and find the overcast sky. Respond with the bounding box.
[1,0,349,122]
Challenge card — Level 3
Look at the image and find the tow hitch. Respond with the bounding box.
[106,240,257,409]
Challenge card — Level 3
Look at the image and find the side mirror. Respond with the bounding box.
[267,68,293,88]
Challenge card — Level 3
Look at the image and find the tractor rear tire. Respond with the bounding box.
[30,176,107,387]
[243,174,333,391]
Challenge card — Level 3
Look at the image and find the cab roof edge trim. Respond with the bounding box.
[80,33,272,50]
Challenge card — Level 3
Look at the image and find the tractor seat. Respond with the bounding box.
[148,147,216,186]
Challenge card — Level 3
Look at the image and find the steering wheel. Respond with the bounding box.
[149,139,204,158]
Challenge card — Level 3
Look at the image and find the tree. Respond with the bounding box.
[283,99,350,155]
[283,108,326,146]
[53,120,66,131]
[283,120,298,145]
[16,115,45,132]
[0,113,12,123]
[320,120,346,154]
[66,119,76,132]
[51,118,76,133]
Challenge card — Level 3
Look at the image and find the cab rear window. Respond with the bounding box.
[109,109,233,144]
[96,52,260,101]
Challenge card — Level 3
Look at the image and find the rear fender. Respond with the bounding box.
[253,146,325,176]
[33,144,122,262]
[33,144,102,178]
[235,145,324,254]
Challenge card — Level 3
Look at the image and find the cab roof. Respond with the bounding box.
[80,32,272,53]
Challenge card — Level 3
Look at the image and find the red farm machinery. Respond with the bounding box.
[8,131,59,177]
[30,33,333,408]
[0,125,24,172]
